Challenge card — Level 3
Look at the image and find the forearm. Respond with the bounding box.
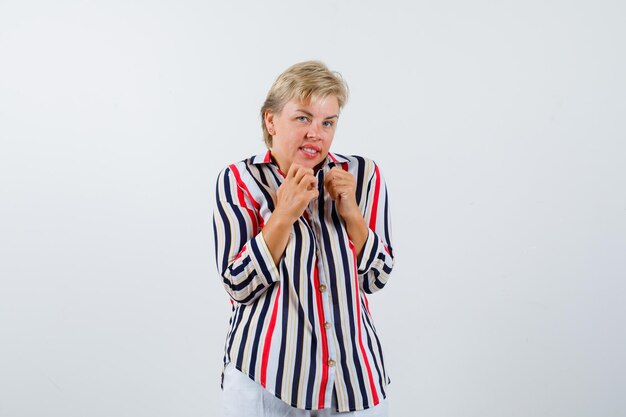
[343,211,368,261]
[261,212,294,267]
[215,209,281,304]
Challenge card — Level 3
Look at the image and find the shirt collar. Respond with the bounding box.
[251,150,349,169]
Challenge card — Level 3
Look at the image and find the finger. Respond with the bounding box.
[331,185,348,198]
[306,178,318,191]
[325,168,341,182]
[331,168,354,180]
[334,172,353,184]
[326,184,340,200]
[324,177,345,198]
[327,180,350,193]
[324,171,338,189]
[284,164,301,182]
[307,188,320,201]
[293,166,314,184]
[324,176,332,192]
[333,182,355,199]
[299,173,317,188]
[329,166,350,176]
[326,173,353,191]
[324,177,335,196]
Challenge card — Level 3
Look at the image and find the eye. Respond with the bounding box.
[296,116,309,122]
[323,120,335,127]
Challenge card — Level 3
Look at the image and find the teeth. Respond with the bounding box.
[302,147,318,154]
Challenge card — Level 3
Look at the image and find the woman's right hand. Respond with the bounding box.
[273,164,319,224]
[261,164,318,266]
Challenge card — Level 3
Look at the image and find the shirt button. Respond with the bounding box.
[327,359,336,367]
[319,284,327,292]
[324,322,332,329]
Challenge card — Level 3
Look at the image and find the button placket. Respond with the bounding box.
[313,170,339,377]
[317,261,337,372]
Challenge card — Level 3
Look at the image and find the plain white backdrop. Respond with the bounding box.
[1,1,625,416]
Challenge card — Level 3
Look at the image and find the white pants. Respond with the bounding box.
[222,363,389,417]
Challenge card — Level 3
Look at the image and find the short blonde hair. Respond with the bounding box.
[260,61,349,147]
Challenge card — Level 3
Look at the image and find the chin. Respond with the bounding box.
[307,157,324,167]
[294,152,328,171]
[297,156,320,167]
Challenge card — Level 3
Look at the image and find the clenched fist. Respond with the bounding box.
[274,164,319,225]
[324,167,368,257]
[324,167,360,220]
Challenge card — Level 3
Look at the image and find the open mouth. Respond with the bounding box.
[299,145,321,158]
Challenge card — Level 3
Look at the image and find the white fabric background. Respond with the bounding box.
[1,1,624,416]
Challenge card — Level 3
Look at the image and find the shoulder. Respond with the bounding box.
[331,153,381,179]
[216,155,257,180]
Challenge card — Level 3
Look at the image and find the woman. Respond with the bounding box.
[213,61,394,416]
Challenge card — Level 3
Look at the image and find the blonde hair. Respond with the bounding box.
[260,60,349,147]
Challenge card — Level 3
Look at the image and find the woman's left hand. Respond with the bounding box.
[324,167,360,219]
[324,167,369,258]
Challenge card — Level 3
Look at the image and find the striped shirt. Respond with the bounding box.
[213,150,394,412]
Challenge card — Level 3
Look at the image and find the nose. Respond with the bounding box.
[306,123,321,139]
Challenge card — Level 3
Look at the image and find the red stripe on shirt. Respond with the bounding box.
[229,164,265,228]
[234,244,246,261]
[313,264,329,408]
[349,241,380,405]
[369,164,381,231]
[260,286,281,388]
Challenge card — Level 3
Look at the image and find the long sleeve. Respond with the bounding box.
[356,161,394,294]
[213,165,280,304]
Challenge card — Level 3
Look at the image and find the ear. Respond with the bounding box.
[264,111,276,135]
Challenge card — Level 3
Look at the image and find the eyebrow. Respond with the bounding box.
[295,109,339,120]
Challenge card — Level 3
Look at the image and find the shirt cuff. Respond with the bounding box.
[248,231,281,286]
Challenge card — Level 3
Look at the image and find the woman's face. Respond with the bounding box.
[265,96,339,174]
